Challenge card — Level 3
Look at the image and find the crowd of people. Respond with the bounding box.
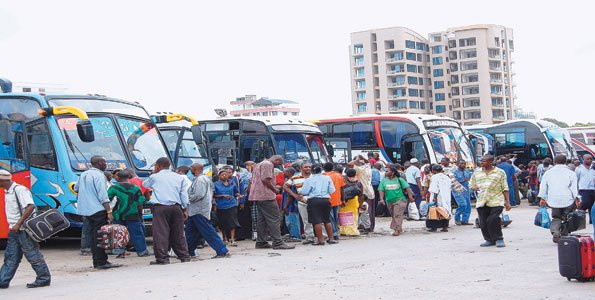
[1,151,593,289]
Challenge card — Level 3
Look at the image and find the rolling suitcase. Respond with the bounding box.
[97,224,130,250]
[558,236,595,282]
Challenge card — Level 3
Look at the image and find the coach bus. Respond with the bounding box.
[466,119,577,166]
[467,131,495,163]
[198,117,333,169]
[153,113,214,176]
[0,79,171,248]
[315,115,475,168]
[567,126,595,152]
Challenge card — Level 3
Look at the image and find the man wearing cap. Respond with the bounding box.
[0,170,51,289]
[405,158,424,211]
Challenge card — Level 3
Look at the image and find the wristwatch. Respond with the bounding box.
[107,210,113,214]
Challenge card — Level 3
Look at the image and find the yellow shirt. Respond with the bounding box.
[469,168,508,207]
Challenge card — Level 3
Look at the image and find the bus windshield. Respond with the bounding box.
[273,133,312,163]
[545,127,575,158]
[161,129,210,167]
[117,117,169,170]
[58,117,128,170]
[428,127,474,165]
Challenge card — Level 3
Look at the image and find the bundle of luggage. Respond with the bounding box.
[97,224,130,250]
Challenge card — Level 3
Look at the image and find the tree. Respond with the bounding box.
[572,122,595,127]
[542,117,569,128]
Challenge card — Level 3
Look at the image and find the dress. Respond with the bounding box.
[339,196,361,236]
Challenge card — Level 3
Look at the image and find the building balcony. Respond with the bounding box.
[490,79,502,83]
[490,91,503,96]
[489,67,502,71]
[386,70,405,75]
[493,114,505,121]
[354,86,366,92]
[386,58,403,63]
[387,82,406,87]
[388,106,408,112]
[388,94,406,100]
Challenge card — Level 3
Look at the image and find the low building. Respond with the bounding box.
[230,95,300,117]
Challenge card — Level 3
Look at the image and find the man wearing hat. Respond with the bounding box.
[0,170,51,289]
[405,158,424,211]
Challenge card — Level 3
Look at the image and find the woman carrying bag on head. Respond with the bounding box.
[426,164,452,232]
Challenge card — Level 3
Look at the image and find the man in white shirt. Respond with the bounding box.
[405,158,424,210]
[0,170,51,289]
[538,154,580,243]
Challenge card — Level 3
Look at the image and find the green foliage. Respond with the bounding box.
[542,118,569,128]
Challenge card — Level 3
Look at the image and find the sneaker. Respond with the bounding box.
[180,258,192,263]
[149,260,170,265]
[302,239,314,245]
[212,252,231,259]
[272,243,295,250]
[26,281,50,288]
[480,240,495,247]
[552,233,561,244]
[95,262,122,269]
[496,240,506,248]
[255,242,272,249]
[455,221,462,226]
[0,284,8,289]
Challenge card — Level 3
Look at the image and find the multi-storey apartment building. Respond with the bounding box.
[350,27,431,115]
[350,24,515,125]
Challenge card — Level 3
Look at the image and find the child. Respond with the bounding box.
[108,170,150,258]
[358,202,371,232]
[214,169,241,246]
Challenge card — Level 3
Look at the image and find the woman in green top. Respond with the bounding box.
[379,166,414,236]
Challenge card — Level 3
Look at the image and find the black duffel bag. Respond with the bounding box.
[564,210,586,233]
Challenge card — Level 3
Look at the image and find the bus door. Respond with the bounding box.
[326,138,352,165]
[172,128,206,167]
[0,119,30,248]
[400,134,427,164]
[240,135,272,164]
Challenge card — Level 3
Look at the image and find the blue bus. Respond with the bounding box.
[0,79,172,248]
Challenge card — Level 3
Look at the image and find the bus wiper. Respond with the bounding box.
[63,129,89,166]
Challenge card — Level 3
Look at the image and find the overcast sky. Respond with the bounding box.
[1,0,593,124]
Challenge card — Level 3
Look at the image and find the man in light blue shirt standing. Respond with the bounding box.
[538,154,580,243]
[143,157,191,265]
[74,156,119,269]
[405,158,423,210]
[576,154,595,225]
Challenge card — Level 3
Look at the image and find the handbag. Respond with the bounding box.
[343,183,361,200]
[428,206,439,220]
[15,184,70,242]
[338,211,355,226]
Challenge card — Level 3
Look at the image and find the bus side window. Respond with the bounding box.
[26,120,57,170]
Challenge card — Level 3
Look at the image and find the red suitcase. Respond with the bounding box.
[558,235,595,282]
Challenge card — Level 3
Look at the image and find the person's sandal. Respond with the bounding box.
[311,241,326,246]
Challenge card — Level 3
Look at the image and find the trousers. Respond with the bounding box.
[477,206,504,243]
[0,231,51,286]
[87,210,109,267]
[255,200,283,246]
[152,204,190,262]
[185,214,228,256]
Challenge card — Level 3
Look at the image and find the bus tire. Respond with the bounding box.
[0,238,6,250]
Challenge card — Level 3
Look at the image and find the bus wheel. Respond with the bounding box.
[0,239,6,250]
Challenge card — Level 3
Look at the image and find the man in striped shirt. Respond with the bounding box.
[470,155,511,248]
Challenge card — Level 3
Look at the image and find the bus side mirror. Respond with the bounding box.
[76,120,95,142]
[326,144,334,157]
[0,120,13,145]
[191,125,203,145]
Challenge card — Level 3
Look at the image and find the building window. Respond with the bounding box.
[419,78,424,85]
[358,104,367,113]
[463,97,480,107]
[432,57,443,65]
[393,88,406,97]
[459,37,476,47]
[431,34,442,42]
[453,99,461,108]
[410,101,419,109]
[408,89,419,97]
[356,91,366,100]
[416,42,426,51]
[420,101,426,109]
[453,111,461,119]
[451,75,459,84]
[356,80,366,89]
[406,64,417,72]
[390,51,404,61]
[490,85,503,95]
[492,97,504,107]
[433,69,444,77]
[431,46,443,54]
[509,40,514,50]
[416,66,423,74]
[406,52,416,60]
[354,44,364,54]
[461,73,479,83]
[405,40,415,49]
[488,48,501,58]
[416,53,422,62]
[462,85,479,95]
[448,40,456,48]
[449,51,457,60]
[436,105,446,113]
[355,68,365,77]
[435,93,446,101]
[385,40,395,49]
[459,48,477,59]
[354,57,364,65]
[464,110,481,120]
[460,61,478,71]
[450,63,458,72]
[419,90,424,97]
[451,87,460,96]
[489,60,501,71]
[407,76,418,84]
[434,81,444,89]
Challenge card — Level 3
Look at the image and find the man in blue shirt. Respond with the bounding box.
[74,156,119,270]
[497,157,517,207]
[143,157,191,265]
[453,160,473,225]
[576,154,595,224]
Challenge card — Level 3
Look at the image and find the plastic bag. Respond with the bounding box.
[419,201,428,217]
[339,212,355,226]
[407,202,420,220]
[534,207,550,229]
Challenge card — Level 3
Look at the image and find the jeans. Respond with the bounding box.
[551,203,576,236]
[410,184,423,210]
[329,206,340,238]
[284,212,301,240]
[507,184,516,206]
[255,200,283,246]
[0,231,51,286]
[80,216,91,253]
[454,191,471,223]
[477,206,504,243]
[185,214,228,256]
[87,210,109,267]
[112,220,148,256]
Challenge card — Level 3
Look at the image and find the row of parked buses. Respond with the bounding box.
[0,76,586,248]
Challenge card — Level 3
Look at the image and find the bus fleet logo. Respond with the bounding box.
[424,120,459,128]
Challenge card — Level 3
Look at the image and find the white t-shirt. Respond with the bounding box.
[405,166,421,185]
[429,173,452,216]
[4,183,35,229]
